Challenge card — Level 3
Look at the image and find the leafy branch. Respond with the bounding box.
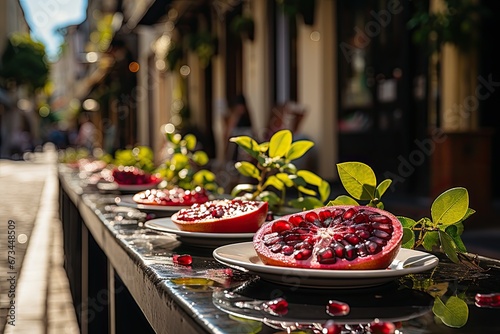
[230,129,330,211]
[155,132,220,193]
[329,162,474,264]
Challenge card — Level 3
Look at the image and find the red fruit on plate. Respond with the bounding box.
[253,205,403,270]
[112,166,159,185]
[171,199,268,233]
[133,187,209,206]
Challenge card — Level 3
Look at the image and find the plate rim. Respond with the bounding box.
[213,242,439,279]
[144,218,256,239]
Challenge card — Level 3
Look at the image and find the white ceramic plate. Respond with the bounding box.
[144,218,255,247]
[213,242,439,289]
[115,195,190,212]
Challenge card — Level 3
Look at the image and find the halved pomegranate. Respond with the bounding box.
[253,205,403,270]
[112,166,159,185]
[133,187,209,206]
[171,199,268,233]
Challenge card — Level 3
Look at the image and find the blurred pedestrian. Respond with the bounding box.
[76,113,97,152]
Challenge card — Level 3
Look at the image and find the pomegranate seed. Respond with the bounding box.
[365,240,380,254]
[294,248,312,260]
[326,300,350,316]
[370,214,391,224]
[354,213,368,223]
[333,243,345,257]
[305,211,320,223]
[343,207,357,220]
[475,293,500,308]
[373,229,391,240]
[372,222,393,233]
[369,319,396,334]
[173,254,192,266]
[317,248,336,264]
[282,245,294,255]
[270,243,283,253]
[289,215,304,225]
[345,234,361,245]
[263,298,288,315]
[319,210,332,220]
[344,245,357,260]
[322,320,343,334]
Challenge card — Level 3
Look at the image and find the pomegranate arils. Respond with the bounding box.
[259,206,397,264]
[322,320,343,334]
[263,298,288,316]
[326,300,350,316]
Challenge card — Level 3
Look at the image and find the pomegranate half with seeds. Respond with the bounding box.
[171,199,268,233]
[253,205,403,270]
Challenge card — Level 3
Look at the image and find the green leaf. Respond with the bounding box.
[262,175,285,191]
[431,187,469,226]
[297,186,317,197]
[282,163,297,174]
[269,129,292,158]
[291,176,307,187]
[231,184,257,197]
[337,162,376,201]
[422,231,439,252]
[235,161,261,180]
[439,230,460,263]
[230,136,260,158]
[318,180,331,203]
[172,153,189,170]
[328,195,359,206]
[376,179,392,198]
[192,169,215,184]
[286,140,314,161]
[459,208,475,223]
[445,224,467,253]
[296,170,323,187]
[397,216,417,228]
[289,196,324,210]
[257,191,281,208]
[183,134,197,150]
[402,227,416,249]
[433,296,469,328]
[275,173,294,187]
[192,151,209,166]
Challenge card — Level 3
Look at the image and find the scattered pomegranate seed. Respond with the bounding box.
[262,297,288,315]
[475,293,500,308]
[172,254,192,266]
[326,300,350,316]
[369,319,396,334]
[322,320,343,334]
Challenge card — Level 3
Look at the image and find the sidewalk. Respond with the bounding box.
[1,145,79,333]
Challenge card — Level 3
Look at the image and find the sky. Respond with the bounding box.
[19,0,88,60]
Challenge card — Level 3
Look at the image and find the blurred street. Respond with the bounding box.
[0,144,78,334]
